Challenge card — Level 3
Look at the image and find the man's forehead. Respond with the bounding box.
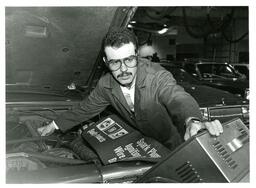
[105,42,136,60]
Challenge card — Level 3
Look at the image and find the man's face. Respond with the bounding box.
[104,42,137,87]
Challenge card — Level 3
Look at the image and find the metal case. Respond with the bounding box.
[137,118,249,183]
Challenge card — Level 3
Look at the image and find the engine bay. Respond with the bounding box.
[6,103,250,183]
[6,104,156,183]
[6,107,96,169]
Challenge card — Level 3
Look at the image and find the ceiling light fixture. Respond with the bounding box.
[127,24,133,28]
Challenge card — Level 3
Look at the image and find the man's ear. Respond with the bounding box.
[103,57,110,70]
[103,57,108,66]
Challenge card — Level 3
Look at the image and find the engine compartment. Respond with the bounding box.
[6,103,154,183]
[6,100,250,183]
[6,108,93,167]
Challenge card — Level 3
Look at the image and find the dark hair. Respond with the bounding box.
[102,27,138,55]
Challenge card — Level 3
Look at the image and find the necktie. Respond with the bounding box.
[124,93,134,112]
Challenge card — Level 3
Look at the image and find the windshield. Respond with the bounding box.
[161,65,199,84]
[197,64,240,79]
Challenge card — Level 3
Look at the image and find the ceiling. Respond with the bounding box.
[132,6,248,26]
[130,6,248,38]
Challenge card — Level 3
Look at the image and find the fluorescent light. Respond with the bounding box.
[127,24,133,28]
[158,28,168,34]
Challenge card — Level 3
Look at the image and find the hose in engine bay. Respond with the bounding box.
[7,152,89,165]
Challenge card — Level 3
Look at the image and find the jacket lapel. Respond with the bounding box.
[134,59,147,116]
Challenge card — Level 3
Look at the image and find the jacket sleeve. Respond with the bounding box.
[156,70,203,135]
[54,78,110,132]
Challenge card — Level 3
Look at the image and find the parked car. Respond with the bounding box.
[158,63,249,124]
[182,61,249,99]
[231,63,249,80]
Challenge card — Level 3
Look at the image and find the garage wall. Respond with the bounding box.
[138,19,249,64]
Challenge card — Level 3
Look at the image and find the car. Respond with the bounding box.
[158,63,249,124]
[231,63,249,80]
[181,61,249,99]
[5,7,249,183]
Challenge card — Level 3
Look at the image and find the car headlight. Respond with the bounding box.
[242,105,249,119]
[244,88,249,100]
[200,108,209,121]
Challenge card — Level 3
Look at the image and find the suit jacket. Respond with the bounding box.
[55,58,202,150]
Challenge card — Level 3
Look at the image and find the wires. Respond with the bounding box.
[14,108,58,120]
[182,7,248,43]
[222,29,248,43]
[6,122,24,134]
[182,7,212,39]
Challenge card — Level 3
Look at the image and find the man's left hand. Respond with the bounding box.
[184,119,223,141]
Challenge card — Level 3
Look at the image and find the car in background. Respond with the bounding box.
[231,63,249,80]
[181,61,249,99]
[158,63,249,124]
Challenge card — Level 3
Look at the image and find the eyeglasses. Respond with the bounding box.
[106,55,137,71]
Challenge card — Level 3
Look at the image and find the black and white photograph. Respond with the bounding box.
[3,0,255,184]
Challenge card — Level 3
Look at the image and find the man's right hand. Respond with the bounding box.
[37,121,57,136]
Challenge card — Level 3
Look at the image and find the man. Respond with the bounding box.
[38,27,223,151]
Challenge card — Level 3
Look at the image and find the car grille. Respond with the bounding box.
[208,106,244,123]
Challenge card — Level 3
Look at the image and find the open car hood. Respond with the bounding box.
[6,7,135,98]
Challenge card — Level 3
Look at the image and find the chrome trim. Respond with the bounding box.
[210,113,243,118]
[101,162,153,183]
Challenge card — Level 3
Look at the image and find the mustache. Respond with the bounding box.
[117,72,132,78]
